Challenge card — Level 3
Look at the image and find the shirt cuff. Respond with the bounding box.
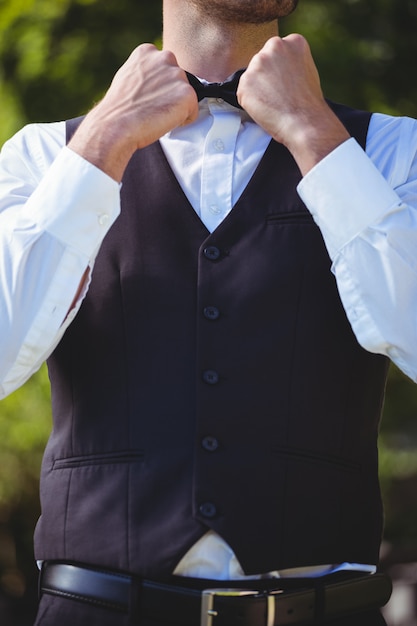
[297,138,402,259]
[26,147,121,259]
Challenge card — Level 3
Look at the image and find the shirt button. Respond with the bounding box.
[204,246,221,261]
[199,502,217,519]
[98,213,109,226]
[203,370,219,385]
[202,436,220,452]
[209,204,221,215]
[213,139,225,152]
[204,306,220,321]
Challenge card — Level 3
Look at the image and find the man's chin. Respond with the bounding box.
[188,0,299,24]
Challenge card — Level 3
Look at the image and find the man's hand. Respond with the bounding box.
[237,35,350,175]
[69,44,198,181]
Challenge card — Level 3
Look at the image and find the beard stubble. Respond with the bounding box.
[188,0,299,24]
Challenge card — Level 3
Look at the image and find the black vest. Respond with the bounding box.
[35,104,389,578]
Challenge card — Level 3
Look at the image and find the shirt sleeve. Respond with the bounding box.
[297,114,417,382]
[0,122,121,399]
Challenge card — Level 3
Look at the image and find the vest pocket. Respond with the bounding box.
[266,211,314,225]
[52,450,145,470]
[271,446,360,472]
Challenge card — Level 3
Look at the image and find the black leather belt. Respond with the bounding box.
[40,562,392,625]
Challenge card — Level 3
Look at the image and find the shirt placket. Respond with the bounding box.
[200,106,242,232]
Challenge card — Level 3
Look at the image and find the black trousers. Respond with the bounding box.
[34,594,388,626]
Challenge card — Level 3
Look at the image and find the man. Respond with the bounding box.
[0,0,416,624]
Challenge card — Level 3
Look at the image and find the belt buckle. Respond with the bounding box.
[201,588,280,626]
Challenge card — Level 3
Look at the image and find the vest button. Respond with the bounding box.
[202,436,220,452]
[204,246,221,261]
[203,370,219,385]
[203,306,220,321]
[199,502,217,519]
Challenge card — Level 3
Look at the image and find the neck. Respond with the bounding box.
[162,1,279,82]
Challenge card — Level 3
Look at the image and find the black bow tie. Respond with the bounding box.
[186,69,245,109]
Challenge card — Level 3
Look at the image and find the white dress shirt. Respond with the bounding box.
[1,97,417,579]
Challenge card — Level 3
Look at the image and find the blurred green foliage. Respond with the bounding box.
[283,0,417,117]
[1,0,417,621]
[0,0,163,144]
